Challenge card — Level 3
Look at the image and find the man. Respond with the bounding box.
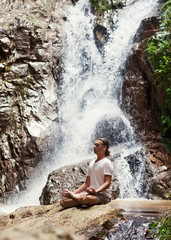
[60,138,113,208]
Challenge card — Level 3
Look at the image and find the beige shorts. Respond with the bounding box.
[96,194,111,204]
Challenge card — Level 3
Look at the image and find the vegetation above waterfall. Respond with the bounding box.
[89,0,124,14]
[146,0,171,146]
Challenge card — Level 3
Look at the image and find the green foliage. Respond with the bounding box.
[146,0,171,138]
[146,33,171,79]
[160,0,171,31]
[150,214,171,240]
[89,0,115,14]
[164,193,171,199]
[150,221,159,229]
[161,114,171,134]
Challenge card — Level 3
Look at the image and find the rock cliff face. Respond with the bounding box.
[0,0,74,200]
[122,15,171,199]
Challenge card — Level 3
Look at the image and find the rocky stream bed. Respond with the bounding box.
[0,200,171,240]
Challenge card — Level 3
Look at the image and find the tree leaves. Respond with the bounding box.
[146,0,171,138]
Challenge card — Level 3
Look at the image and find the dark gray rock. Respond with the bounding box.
[39,160,89,205]
[93,24,109,52]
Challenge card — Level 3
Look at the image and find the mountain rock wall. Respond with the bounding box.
[122,15,171,199]
[0,0,74,201]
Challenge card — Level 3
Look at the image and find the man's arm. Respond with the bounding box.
[86,175,112,195]
[62,176,90,196]
[73,176,90,194]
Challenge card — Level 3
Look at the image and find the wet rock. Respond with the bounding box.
[149,168,171,199]
[125,150,144,175]
[92,117,133,146]
[91,0,129,44]
[134,17,160,43]
[93,24,109,52]
[122,16,161,137]
[122,15,171,199]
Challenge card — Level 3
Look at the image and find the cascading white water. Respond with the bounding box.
[1,0,159,214]
[56,0,158,198]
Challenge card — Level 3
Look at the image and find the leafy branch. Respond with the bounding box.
[150,213,171,240]
[146,0,171,140]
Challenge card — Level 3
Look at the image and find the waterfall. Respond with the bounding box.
[1,0,159,214]
[56,0,158,198]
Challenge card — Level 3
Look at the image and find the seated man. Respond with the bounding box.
[60,138,113,208]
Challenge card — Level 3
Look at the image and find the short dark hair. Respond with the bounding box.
[98,138,110,156]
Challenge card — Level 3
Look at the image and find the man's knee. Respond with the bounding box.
[78,196,86,204]
[80,195,97,205]
[60,199,65,207]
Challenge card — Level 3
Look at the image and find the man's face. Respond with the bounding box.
[93,140,106,155]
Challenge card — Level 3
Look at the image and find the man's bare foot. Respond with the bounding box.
[66,191,83,201]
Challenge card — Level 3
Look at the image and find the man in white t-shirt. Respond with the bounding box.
[60,138,113,208]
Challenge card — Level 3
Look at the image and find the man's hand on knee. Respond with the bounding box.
[80,192,88,197]
[86,187,97,195]
[62,189,71,197]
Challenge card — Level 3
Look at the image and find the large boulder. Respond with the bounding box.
[0,199,171,240]
[0,202,120,240]
[40,158,119,205]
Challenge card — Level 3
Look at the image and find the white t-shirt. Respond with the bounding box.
[87,157,113,199]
